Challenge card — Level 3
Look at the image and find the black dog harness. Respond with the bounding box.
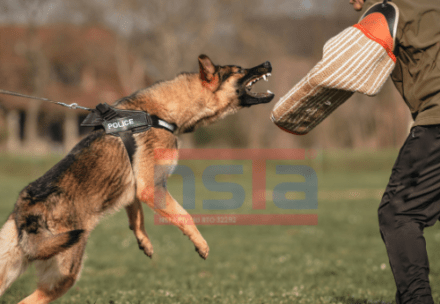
[81,103,176,163]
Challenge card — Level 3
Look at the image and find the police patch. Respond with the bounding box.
[103,113,151,134]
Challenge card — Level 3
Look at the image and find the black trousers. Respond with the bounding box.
[379,125,440,304]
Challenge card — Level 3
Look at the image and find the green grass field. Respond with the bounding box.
[1,150,440,304]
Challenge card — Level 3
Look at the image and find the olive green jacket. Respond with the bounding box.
[363,0,440,126]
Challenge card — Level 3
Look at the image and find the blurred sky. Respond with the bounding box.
[0,0,344,35]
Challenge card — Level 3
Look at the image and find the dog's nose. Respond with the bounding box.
[263,61,271,69]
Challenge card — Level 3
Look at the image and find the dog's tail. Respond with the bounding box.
[0,215,28,296]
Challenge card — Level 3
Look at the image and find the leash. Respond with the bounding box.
[0,88,176,164]
[0,89,175,133]
[0,89,92,111]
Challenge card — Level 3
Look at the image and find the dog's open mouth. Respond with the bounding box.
[240,61,275,106]
[245,73,273,98]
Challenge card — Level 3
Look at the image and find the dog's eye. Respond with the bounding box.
[236,69,245,74]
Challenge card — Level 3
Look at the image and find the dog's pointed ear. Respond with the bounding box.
[198,54,216,82]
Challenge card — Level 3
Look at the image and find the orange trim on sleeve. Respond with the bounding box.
[353,23,396,63]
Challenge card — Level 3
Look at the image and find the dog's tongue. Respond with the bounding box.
[358,12,394,51]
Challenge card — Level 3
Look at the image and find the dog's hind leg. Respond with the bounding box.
[125,199,154,258]
[0,215,29,297]
[17,237,87,304]
[140,186,209,259]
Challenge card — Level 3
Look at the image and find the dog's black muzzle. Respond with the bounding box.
[239,61,275,107]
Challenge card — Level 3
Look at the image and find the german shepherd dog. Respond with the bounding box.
[0,55,274,303]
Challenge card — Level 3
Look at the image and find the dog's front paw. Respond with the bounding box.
[195,240,209,260]
[137,238,154,258]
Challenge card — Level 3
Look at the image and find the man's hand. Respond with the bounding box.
[349,0,365,11]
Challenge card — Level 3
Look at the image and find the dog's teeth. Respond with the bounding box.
[263,75,268,81]
[267,90,273,94]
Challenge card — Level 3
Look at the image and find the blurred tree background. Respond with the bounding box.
[0,0,411,153]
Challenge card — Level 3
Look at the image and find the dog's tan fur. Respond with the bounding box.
[0,55,273,303]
